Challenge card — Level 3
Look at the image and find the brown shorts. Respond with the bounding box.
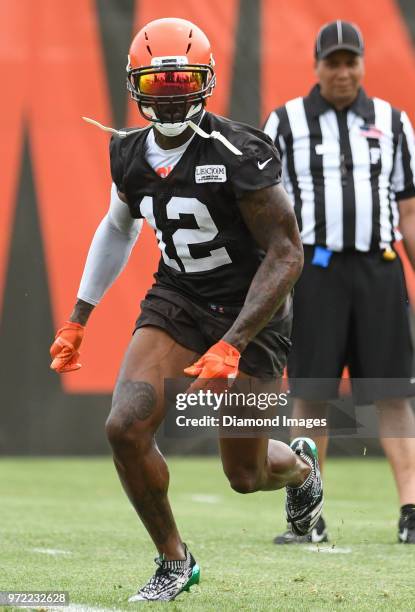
[135,285,293,378]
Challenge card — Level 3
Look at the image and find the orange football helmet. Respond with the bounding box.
[126,18,216,127]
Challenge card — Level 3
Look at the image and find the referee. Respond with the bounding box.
[264,20,415,544]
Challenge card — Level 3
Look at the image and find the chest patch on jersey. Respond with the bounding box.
[195,165,227,183]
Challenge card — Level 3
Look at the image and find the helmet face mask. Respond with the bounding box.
[126,18,216,131]
[127,60,215,124]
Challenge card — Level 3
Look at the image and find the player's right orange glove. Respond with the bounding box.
[50,321,85,373]
[183,340,240,393]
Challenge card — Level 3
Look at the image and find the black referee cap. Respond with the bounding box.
[315,20,364,60]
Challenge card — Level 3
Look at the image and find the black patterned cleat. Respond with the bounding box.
[273,516,329,544]
[398,506,415,544]
[128,544,200,602]
[286,437,324,536]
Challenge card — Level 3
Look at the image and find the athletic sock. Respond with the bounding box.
[400,504,415,516]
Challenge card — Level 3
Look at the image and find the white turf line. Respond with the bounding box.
[56,606,123,612]
[190,494,221,504]
[306,545,352,554]
[31,548,72,556]
[19,606,123,612]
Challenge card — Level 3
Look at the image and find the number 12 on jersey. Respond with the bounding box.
[140,196,232,273]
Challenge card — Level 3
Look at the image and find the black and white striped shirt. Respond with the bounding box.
[263,85,415,251]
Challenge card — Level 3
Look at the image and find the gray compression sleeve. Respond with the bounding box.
[77,183,143,305]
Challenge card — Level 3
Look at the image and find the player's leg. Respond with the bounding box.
[218,377,311,492]
[105,326,199,560]
[219,423,323,537]
[219,436,309,492]
[218,363,323,538]
[106,326,203,601]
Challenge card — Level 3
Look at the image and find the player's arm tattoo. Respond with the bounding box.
[222,184,303,352]
[69,299,95,326]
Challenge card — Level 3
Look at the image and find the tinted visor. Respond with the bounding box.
[136,70,205,97]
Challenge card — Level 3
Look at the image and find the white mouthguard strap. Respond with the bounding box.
[82,116,148,137]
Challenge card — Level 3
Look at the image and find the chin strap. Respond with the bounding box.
[82,116,242,156]
[188,121,242,156]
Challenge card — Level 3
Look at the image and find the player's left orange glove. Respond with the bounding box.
[183,340,240,392]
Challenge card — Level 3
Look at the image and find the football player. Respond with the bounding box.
[50,18,323,601]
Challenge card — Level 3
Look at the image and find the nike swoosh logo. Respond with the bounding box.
[257,157,272,170]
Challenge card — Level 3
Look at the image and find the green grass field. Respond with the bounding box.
[1,456,415,611]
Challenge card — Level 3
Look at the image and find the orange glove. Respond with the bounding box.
[184,340,240,392]
[50,321,85,373]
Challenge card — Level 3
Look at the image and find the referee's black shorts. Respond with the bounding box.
[288,246,414,403]
[134,285,292,379]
